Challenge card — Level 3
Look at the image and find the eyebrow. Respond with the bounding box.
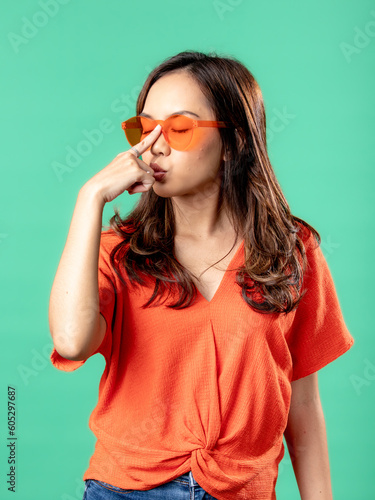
[139,110,200,118]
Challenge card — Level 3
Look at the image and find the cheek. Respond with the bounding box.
[193,132,223,165]
[187,128,222,154]
[185,128,207,151]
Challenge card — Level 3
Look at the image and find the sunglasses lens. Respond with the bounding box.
[165,115,194,150]
[122,116,144,146]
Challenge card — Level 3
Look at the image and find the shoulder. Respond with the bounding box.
[100,226,130,255]
[294,220,320,255]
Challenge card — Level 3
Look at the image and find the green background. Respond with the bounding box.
[1,0,374,498]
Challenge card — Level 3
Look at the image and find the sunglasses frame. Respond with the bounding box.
[121,114,233,151]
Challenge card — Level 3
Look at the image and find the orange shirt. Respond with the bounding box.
[50,225,355,499]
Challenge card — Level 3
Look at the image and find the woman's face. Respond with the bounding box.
[140,71,226,199]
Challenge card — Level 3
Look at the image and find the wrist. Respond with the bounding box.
[79,182,106,210]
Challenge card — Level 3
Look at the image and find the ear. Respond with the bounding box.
[235,129,246,152]
[222,130,245,162]
[220,141,229,163]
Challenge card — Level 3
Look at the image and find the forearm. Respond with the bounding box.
[284,399,333,500]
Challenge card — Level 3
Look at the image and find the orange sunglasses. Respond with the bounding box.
[121,114,232,152]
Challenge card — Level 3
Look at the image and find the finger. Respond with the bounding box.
[127,124,162,158]
[135,156,156,175]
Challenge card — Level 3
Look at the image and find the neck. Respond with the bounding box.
[171,189,236,241]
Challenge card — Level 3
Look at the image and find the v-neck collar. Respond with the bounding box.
[195,240,244,305]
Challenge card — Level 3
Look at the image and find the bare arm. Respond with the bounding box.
[48,125,162,361]
[48,187,107,360]
[284,372,333,500]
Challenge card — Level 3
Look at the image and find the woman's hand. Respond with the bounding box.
[82,124,162,204]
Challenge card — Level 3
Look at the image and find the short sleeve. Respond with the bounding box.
[285,231,355,381]
[50,231,117,372]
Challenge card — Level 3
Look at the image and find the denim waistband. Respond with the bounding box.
[176,470,199,486]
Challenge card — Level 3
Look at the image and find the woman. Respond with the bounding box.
[49,51,355,500]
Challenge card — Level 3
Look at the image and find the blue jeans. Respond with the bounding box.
[83,470,218,499]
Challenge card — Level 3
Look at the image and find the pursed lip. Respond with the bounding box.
[150,162,166,173]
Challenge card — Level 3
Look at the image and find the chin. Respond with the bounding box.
[151,185,171,198]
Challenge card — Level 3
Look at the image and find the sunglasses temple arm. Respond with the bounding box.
[194,120,230,128]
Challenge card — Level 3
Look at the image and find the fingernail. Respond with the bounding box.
[154,124,161,131]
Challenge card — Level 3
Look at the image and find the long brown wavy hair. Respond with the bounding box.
[105,50,320,313]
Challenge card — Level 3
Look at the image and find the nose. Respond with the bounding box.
[150,129,171,155]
